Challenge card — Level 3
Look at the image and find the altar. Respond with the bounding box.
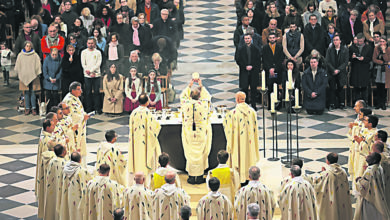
[157,113,227,172]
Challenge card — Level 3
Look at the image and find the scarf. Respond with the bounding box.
[132,25,141,46]
[328,32,335,41]
[108,41,119,60]
[47,34,59,46]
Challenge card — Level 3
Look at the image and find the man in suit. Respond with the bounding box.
[303,14,326,57]
[262,32,284,109]
[235,33,261,110]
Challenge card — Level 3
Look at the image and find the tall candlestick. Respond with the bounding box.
[273,83,277,100]
[261,70,266,90]
[285,84,289,101]
[295,88,299,107]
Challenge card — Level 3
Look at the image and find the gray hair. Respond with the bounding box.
[165,173,176,184]
[249,166,260,180]
[247,203,260,218]
[131,16,139,23]
[161,9,169,14]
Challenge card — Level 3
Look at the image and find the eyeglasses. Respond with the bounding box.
[49,30,56,32]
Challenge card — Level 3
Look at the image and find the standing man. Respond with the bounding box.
[62,81,90,167]
[303,14,326,57]
[196,177,233,219]
[325,35,349,110]
[181,88,212,184]
[262,32,284,108]
[246,203,261,220]
[312,153,353,219]
[349,33,372,104]
[282,22,305,66]
[223,92,260,184]
[41,24,66,59]
[261,19,283,46]
[59,102,78,154]
[136,0,160,26]
[234,15,255,48]
[14,21,41,58]
[61,0,78,31]
[354,152,390,220]
[179,74,211,104]
[302,57,328,114]
[234,166,276,220]
[128,94,161,176]
[81,38,102,114]
[235,33,261,109]
[363,10,385,43]
[279,165,317,220]
[152,9,178,47]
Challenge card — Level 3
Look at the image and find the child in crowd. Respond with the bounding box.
[0,42,13,86]
[124,66,142,113]
[145,70,162,111]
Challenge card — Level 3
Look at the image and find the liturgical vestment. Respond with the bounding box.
[44,157,66,220]
[381,153,390,214]
[234,180,276,220]
[83,176,124,220]
[128,106,161,175]
[58,115,76,154]
[179,85,211,104]
[36,151,56,218]
[123,184,154,220]
[181,98,212,176]
[279,176,318,220]
[59,161,93,220]
[152,183,190,220]
[354,164,390,220]
[63,93,87,156]
[148,167,182,190]
[312,163,353,220]
[35,130,54,198]
[196,191,233,220]
[223,102,260,183]
[96,141,127,186]
[347,119,363,179]
[206,164,239,202]
[353,128,377,183]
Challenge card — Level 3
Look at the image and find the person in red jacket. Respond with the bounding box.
[41,24,65,60]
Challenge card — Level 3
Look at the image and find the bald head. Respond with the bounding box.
[236,92,246,104]
[165,171,176,184]
[134,171,145,184]
[190,87,201,100]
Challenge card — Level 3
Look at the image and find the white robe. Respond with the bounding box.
[196,191,233,220]
[123,184,154,220]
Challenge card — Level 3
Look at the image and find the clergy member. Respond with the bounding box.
[123,171,154,220]
[196,177,233,220]
[153,171,190,220]
[280,158,313,191]
[179,72,211,104]
[62,81,90,166]
[312,153,353,220]
[44,144,67,220]
[148,152,181,190]
[59,152,93,220]
[36,120,56,219]
[59,102,78,154]
[247,203,260,220]
[234,166,275,220]
[83,164,124,220]
[96,130,127,186]
[128,93,161,175]
[181,87,212,184]
[371,142,390,213]
[279,165,318,220]
[353,114,378,189]
[354,152,390,220]
[223,91,260,185]
[206,150,239,202]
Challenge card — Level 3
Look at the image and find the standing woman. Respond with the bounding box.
[102,63,124,115]
[283,59,301,106]
[42,48,62,111]
[92,28,106,51]
[14,41,42,115]
[61,45,83,95]
[124,66,142,113]
[372,36,390,110]
[104,32,124,71]
[145,70,162,110]
[79,7,95,34]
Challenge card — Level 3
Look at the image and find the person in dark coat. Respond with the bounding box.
[281,6,304,32]
[337,9,363,46]
[303,14,327,57]
[325,35,349,110]
[235,33,261,110]
[61,45,84,96]
[233,15,255,48]
[152,9,178,47]
[262,32,284,108]
[128,17,146,53]
[14,22,42,58]
[43,48,62,111]
[136,0,160,25]
[282,59,302,108]
[61,0,79,31]
[108,13,132,55]
[302,57,328,114]
[349,33,373,104]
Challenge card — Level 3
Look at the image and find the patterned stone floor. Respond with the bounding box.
[0,0,389,219]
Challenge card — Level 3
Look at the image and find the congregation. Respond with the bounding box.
[0,0,390,219]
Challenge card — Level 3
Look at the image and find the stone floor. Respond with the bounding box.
[0,0,389,219]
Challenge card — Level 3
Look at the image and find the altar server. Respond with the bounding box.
[148,152,181,190]
[223,91,260,184]
[128,93,161,175]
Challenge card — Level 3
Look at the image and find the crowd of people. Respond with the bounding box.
[3,0,183,116]
[234,0,388,114]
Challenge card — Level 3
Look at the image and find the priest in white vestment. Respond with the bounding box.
[153,171,190,220]
[223,92,260,184]
[123,172,154,220]
[196,177,233,220]
[179,73,211,104]
[372,142,390,214]
[312,153,352,220]
[234,166,275,220]
[59,102,78,154]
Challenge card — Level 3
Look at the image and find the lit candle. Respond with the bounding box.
[285,84,289,101]
[295,88,299,107]
[273,83,277,100]
[261,70,266,90]
[271,94,275,112]
[288,70,292,84]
